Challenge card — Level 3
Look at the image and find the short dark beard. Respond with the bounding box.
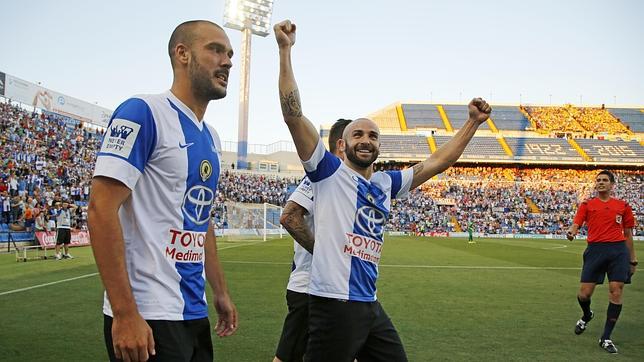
[189,58,226,101]
[346,145,378,169]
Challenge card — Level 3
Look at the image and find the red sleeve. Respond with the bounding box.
[623,202,635,228]
[573,201,588,226]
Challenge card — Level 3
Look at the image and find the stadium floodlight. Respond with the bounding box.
[223,0,274,170]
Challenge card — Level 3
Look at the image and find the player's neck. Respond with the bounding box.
[597,192,611,202]
[344,159,373,180]
[170,84,207,121]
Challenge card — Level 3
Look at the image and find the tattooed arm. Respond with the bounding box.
[280,201,315,254]
[409,98,492,190]
[274,20,320,161]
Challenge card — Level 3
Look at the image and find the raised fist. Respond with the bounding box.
[468,98,492,124]
[274,20,296,49]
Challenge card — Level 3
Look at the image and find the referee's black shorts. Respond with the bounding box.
[581,241,631,284]
[305,295,407,362]
[55,228,71,245]
[104,314,213,362]
[275,290,309,361]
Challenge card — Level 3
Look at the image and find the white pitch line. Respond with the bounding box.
[0,272,98,297]
[0,242,264,297]
[221,260,580,270]
[541,244,569,250]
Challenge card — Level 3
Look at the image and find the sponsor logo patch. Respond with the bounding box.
[99,118,141,158]
[165,228,205,263]
[355,206,385,240]
[343,232,383,264]
[182,185,214,225]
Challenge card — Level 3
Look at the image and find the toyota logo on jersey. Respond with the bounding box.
[182,185,214,225]
[355,206,386,240]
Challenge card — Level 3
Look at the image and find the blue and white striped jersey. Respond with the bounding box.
[302,140,413,302]
[286,177,314,294]
[93,91,221,320]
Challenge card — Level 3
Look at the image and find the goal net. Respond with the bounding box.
[217,202,284,241]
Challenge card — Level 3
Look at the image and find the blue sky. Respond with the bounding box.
[2,0,642,146]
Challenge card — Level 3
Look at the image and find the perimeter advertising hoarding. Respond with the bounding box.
[2,72,112,128]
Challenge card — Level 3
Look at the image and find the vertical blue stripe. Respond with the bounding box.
[169,100,219,319]
[385,170,402,199]
[348,178,389,301]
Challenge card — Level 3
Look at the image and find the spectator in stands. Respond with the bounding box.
[54,201,76,260]
[1,191,10,224]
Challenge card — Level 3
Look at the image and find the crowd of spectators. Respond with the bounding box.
[1,99,641,240]
[524,105,632,135]
[387,167,643,236]
[1,101,97,233]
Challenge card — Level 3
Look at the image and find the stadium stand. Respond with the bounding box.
[575,138,644,164]
[503,137,585,162]
[608,108,644,133]
[379,135,430,156]
[1,97,642,242]
[489,106,531,131]
[401,104,445,129]
[434,135,509,160]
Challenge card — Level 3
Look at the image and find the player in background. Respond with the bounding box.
[275,19,491,361]
[567,170,637,354]
[273,118,351,362]
[89,20,237,362]
[467,220,475,244]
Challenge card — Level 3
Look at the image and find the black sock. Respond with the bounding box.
[577,296,592,321]
[601,302,622,340]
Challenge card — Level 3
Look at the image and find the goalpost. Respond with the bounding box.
[221,201,284,241]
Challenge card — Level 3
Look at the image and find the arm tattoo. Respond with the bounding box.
[412,163,424,176]
[280,89,303,117]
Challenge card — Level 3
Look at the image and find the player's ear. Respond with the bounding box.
[338,139,346,152]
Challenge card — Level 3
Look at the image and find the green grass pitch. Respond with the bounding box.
[0,236,642,361]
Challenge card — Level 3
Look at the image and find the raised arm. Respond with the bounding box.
[274,20,320,161]
[409,98,491,190]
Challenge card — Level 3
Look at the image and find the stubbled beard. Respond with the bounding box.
[189,58,226,100]
[346,145,378,169]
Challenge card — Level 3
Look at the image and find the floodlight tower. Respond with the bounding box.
[223,0,274,170]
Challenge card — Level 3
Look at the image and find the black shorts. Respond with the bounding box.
[56,228,71,245]
[580,241,631,284]
[104,314,213,362]
[305,295,407,362]
[275,290,309,361]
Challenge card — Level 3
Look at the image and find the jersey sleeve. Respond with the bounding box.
[573,201,588,226]
[287,177,314,214]
[623,202,635,229]
[93,98,157,190]
[301,138,341,183]
[385,168,414,200]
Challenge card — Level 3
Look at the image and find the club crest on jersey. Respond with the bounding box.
[200,160,212,182]
[616,215,622,224]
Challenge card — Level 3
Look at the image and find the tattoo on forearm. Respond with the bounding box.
[413,163,424,176]
[280,89,303,117]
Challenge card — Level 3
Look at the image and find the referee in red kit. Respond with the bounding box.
[567,170,637,354]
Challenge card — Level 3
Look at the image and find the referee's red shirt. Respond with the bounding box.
[573,197,635,243]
